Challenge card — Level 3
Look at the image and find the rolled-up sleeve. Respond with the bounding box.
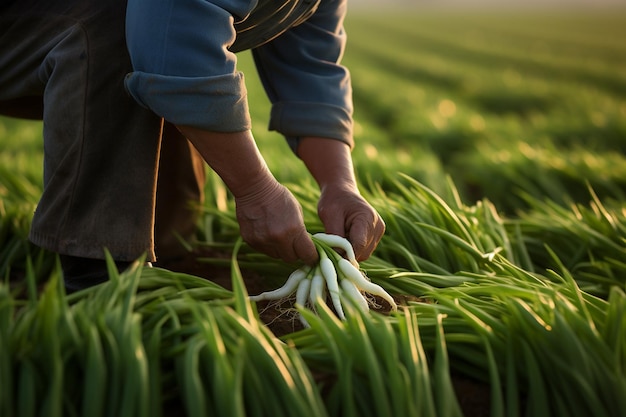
[251,0,354,151]
[124,0,258,132]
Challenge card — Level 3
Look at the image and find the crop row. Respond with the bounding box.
[2,172,626,416]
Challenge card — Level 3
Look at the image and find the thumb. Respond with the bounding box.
[293,229,319,266]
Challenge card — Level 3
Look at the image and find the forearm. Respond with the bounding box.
[176,126,276,198]
[297,137,358,193]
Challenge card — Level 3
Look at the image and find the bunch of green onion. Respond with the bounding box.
[249,233,397,327]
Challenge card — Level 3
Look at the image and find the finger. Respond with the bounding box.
[319,208,347,238]
[278,250,298,264]
[362,216,386,259]
[292,230,319,266]
[255,236,299,264]
[244,237,282,261]
[350,215,385,261]
[347,219,371,261]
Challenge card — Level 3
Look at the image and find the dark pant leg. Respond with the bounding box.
[0,0,162,263]
[0,0,208,292]
[154,122,206,261]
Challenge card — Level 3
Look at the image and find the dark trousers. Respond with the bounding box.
[0,0,205,263]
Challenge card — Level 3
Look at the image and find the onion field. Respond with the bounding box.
[1,9,626,417]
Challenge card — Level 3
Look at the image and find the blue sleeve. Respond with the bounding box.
[124,0,259,132]
[251,0,354,151]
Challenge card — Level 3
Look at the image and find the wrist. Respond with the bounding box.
[233,170,282,204]
[297,137,358,192]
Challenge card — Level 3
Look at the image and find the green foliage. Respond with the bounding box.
[1,9,626,417]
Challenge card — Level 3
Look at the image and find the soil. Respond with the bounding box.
[156,246,493,417]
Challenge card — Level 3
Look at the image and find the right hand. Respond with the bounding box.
[234,177,318,265]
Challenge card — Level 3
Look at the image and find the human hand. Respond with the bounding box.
[317,183,385,261]
[235,177,318,265]
[296,137,385,261]
[176,127,318,265]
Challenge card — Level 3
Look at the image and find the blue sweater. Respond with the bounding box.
[124,0,354,151]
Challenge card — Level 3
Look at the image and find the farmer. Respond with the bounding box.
[0,0,385,292]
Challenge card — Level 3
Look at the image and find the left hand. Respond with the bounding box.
[317,183,385,261]
[296,136,386,261]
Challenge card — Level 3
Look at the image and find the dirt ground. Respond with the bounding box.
[156,247,493,417]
